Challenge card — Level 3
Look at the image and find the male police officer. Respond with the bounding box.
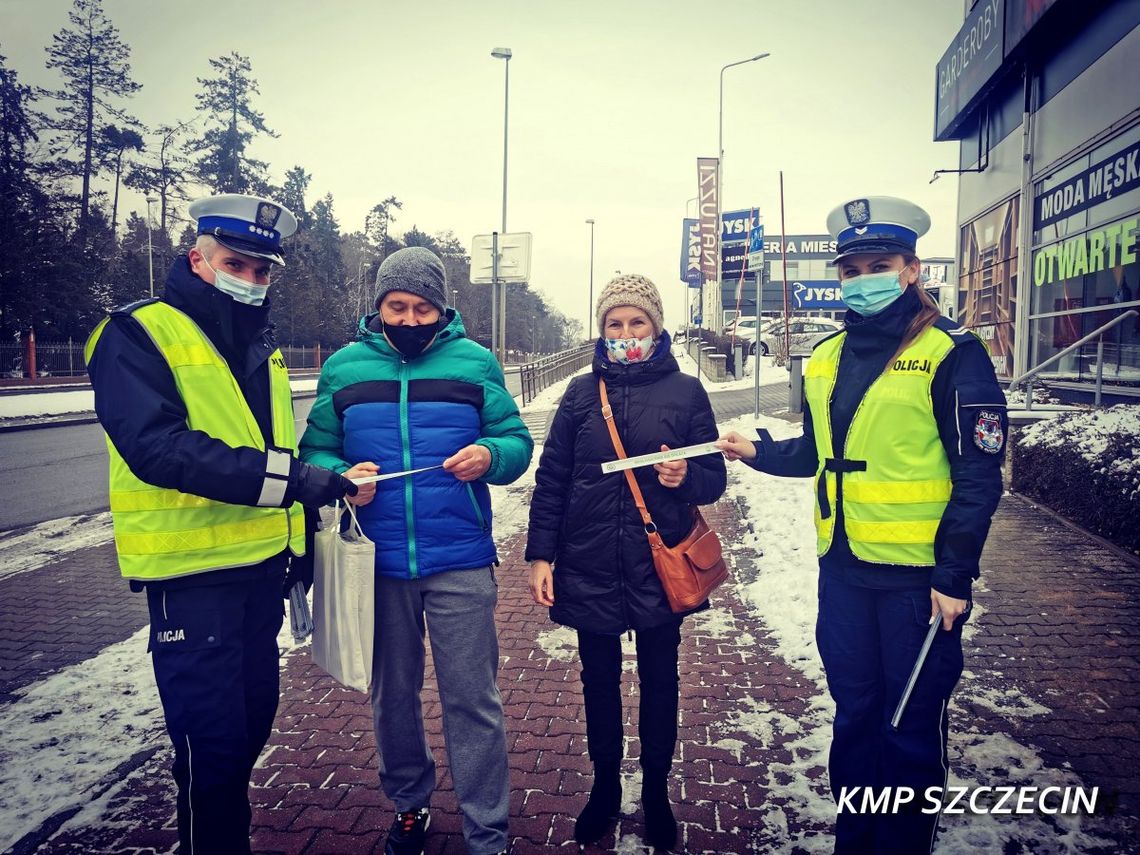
[86,194,358,854]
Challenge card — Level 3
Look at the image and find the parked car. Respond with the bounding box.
[726,317,778,349]
[756,317,843,357]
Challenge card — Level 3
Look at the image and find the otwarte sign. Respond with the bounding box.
[697,158,720,286]
[1034,138,1140,230]
[1032,216,1139,287]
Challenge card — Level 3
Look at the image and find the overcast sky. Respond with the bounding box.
[3,0,968,332]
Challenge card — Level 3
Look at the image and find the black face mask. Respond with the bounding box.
[382,318,441,358]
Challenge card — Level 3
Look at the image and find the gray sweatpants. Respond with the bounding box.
[371,566,509,855]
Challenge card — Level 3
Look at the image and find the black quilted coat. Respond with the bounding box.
[525,335,727,634]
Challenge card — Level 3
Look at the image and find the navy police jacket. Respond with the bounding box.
[748,287,1007,599]
[86,257,296,587]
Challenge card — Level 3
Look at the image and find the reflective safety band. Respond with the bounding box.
[844,479,952,504]
[111,490,219,512]
[266,448,292,477]
[256,477,287,508]
[256,449,292,507]
[115,514,287,555]
[160,343,217,367]
[844,518,942,544]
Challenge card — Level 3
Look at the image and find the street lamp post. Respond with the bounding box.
[491,47,512,364]
[716,52,769,332]
[585,218,595,342]
[145,194,158,298]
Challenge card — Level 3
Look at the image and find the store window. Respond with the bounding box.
[1028,215,1140,385]
[959,197,1019,377]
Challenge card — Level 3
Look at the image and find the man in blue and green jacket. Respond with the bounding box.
[300,247,532,855]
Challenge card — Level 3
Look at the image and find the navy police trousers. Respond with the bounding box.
[816,574,965,855]
[146,568,285,854]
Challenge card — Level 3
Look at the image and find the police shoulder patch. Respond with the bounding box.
[974,411,1004,454]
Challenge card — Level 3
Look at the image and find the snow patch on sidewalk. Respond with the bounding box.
[0,512,114,581]
[0,628,165,852]
[718,411,1110,853]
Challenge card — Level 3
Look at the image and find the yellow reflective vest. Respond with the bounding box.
[803,324,958,566]
[86,302,305,581]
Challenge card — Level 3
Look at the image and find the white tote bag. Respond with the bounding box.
[310,501,375,692]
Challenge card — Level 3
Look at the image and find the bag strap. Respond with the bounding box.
[599,379,658,533]
[335,499,366,538]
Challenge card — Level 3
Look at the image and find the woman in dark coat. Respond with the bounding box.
[525,274,727,850]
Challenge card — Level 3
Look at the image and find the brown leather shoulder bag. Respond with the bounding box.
[598,379,729,613]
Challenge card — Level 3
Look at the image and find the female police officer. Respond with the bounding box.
[718,197,1006,853]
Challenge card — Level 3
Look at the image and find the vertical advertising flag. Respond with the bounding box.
[679,218,701,286]
[697,158,720,287]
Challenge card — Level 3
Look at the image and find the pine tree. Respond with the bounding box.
[44,0,141,235]
[0,52,54,339]
[100,123,143,232]
[279,166,312,230]
[190,52,276,193]
[364,196,401,259]
[126,120,193,234]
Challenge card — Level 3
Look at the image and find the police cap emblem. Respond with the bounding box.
[845,199,870,226]
[256,202,281,229]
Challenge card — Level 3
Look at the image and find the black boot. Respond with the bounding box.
[641,770,677,851]
[574,761,622,845]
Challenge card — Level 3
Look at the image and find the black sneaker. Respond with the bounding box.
[385,808,430,855]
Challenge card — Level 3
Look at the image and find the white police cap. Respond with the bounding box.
[825,196,931,263]
[187,193,299,266]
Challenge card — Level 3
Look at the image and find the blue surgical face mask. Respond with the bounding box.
[203,257,269,306]
[605,334,655,364]
[841,270,904,316]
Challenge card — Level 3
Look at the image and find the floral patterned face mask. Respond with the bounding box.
[604,334,656,364]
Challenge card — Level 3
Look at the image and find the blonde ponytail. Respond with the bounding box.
[886,256,941,370]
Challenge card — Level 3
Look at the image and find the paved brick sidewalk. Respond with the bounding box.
[9,466,1140,853]
[0,539,147,704]
[36,496,835,855]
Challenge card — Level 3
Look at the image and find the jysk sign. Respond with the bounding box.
[680,218,701,286]
[721,209,759,242]
[1034,138,1140,230]
[934,0,1005,141]
[791,280,845,310]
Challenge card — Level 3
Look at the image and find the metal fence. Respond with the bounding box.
[518,344,594,407]
[0,338,337,380]
[1,339,88,378]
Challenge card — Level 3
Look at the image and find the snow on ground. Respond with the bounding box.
[672,344,787,392]
[0,377,320,420]
[519,363,592,412]
[0,628,166,851]
[1019,403,1139,468]
[717,411,1112,852]
[0,512,114,582]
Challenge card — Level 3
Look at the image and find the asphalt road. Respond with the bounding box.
[0,397,318,532]
[0,371,791,532]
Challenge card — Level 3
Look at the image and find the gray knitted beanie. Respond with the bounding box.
[595,273,665,335]
[375,247,447,313]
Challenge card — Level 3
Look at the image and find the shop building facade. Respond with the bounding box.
[939,0,1140,397]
